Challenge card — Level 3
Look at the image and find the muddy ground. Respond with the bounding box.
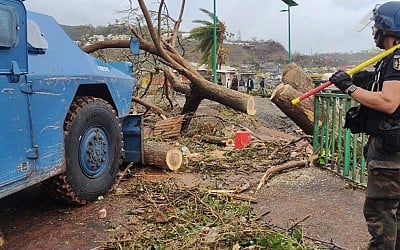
[0,96,369,250]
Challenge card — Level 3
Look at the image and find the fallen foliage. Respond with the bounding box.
[102,104,344,249]
[104,179,311,249]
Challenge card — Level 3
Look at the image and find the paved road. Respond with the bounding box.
[253,96,300,132]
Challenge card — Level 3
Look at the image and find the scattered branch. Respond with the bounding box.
[132,96,167,116]
[256,154,319,193]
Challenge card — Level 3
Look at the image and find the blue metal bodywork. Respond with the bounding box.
[0,0,139,198]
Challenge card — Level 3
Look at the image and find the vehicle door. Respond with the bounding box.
[0,0,34,189]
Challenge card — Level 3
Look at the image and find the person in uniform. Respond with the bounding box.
[329,2,400,249]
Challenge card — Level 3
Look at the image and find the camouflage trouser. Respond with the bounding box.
[364,167,400,249]
[363,132,400,249]
[363,198,400,249]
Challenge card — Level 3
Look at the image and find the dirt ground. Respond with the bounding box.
[0,96,370,250]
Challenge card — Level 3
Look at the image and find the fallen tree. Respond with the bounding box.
[82,0,256,125]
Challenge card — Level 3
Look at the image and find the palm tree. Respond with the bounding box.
[188,8,227,69]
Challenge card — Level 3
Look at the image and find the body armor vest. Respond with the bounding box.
[364,52,400,135]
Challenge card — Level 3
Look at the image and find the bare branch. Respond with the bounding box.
[157,0,164,40]
[82,40,130,54]
[169,0,185,47]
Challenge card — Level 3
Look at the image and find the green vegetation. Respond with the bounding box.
[187,8,228,69]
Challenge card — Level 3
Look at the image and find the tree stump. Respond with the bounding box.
[143,141,183,171]
[270,84,314,135]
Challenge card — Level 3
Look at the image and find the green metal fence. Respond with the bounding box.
[313,90,367,186]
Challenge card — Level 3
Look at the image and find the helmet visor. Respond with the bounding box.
[356,4,381,32]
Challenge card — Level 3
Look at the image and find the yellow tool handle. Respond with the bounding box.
[347,43,400,75]
[291,43,400,105]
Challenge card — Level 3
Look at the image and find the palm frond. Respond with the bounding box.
[188,8,227,69]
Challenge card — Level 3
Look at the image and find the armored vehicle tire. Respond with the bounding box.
[45,96,122,205]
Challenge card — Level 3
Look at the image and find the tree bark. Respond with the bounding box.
[163,67,256,116]
[143,141,182,171]
[132,96,167,116]
[270,84,314,135]
[282,63,315,95]
[82,40,130,54]
[153,115,184,139]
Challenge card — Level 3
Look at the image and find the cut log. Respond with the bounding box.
[153,115,184,139]
[143,141,182,171]
[270,84,314,135]
[282,63,314,95]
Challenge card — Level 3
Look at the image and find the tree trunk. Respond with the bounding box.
[143,141,182,171]
[181,94,203,131]
[164,68,256,115]
[270,84,314,135]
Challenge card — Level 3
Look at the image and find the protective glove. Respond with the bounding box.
[329,71,352,92]
[352,70,373,89]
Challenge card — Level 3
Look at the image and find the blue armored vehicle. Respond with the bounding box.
[0,0,141,204]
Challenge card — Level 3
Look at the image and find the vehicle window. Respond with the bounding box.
[0,5,18,48]
[27,19,48,53]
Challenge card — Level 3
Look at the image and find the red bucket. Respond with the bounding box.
[234,131,251,149]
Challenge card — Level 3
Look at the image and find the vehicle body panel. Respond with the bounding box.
[0,0,137,198]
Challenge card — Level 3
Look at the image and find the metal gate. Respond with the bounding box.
[313,90,367,186]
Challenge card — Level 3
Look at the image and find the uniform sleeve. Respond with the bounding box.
[383,51,400,81]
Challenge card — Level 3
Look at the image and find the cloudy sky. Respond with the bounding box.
[24,0,381,54]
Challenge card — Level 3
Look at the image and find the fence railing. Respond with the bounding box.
[313,90,367,186]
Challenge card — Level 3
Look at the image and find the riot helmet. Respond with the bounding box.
[372,1,400,37]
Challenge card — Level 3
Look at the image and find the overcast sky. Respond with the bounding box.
[24,0,381,54]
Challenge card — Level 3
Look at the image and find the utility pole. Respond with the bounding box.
[213,0,217,83]
[280,0,298,64]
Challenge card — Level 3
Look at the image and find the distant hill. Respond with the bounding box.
[177,39,288,66]
[61,24,379,70]
[61,24,129,41]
